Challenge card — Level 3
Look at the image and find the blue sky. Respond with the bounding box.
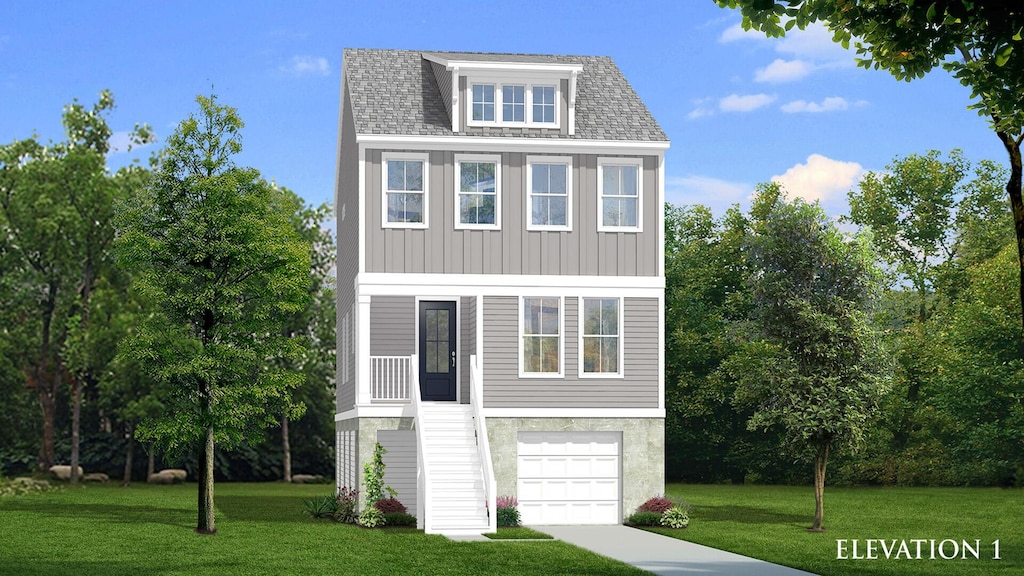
[0,1,1007,220]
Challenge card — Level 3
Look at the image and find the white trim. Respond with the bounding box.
[451,66,461,133]
[415,296,462,403]
[482,408,664,418]
[358,143,366,275]
[657,152,665,277]
[423,55,585,75]
[454,153,502,230]
[381,152,429,229]
[335,404,417,420]
[518,296,565,379]
[568,70,579,136]
[475,294,484,390]
[356,133,670,154]
[358,272,663,290]
[597,157,644,233]
[526,155,573,231]
[578,296,624,379]
[465,76,560,129]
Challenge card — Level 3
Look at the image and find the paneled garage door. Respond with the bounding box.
[517,431,621,525]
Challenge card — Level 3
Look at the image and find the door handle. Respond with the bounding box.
[451,350,456,368]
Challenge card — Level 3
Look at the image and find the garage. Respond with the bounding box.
[516,431,621,525]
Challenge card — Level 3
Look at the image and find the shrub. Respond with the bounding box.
[363,443,397,504]
[374,498,407,514]
[302,494,337,519]
[334,486,358,524]
[660,507,689,529]
[626,511,662,526]
[494,495,521,527]
[357,506,385,528]
[0,477,57,498]
[383,512,417,526]
[637,496,674,515]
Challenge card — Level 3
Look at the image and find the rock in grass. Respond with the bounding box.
[83,473,109,483]
[158,469,187,481]
[48,465,84,481]
[291,474,321,484]
[147,472,180,484]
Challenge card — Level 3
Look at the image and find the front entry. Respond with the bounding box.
[418,301,457,401]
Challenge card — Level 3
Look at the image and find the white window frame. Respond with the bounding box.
[454,153,502,230]
[466,75,560,128]
[532,85,556,124]
[578,296,624,379]
[526,155,573,231]
[519,296,564,378]
[597,158,643,233]
[502,84,526,123]
[381,152,429,229]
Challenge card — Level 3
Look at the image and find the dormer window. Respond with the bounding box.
[467,79,559,128]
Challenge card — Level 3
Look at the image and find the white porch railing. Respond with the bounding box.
[370,356,411,401]
[470,354,497,534]
[411,354,432,532]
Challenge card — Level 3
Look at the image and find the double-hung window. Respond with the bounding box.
[455,154,501,229]
[598,158,643,232]
[527,156,572,230]
[382,153,428,228]
[580,297,623,377]
[521,296,562,377]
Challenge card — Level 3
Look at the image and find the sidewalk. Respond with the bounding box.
[540,525,818,576]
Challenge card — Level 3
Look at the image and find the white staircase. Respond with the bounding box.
[417,403,489,534]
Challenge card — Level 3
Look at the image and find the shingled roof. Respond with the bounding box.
[342,48,667,142]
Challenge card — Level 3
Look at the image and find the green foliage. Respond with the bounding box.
[357,506,385,528]
[660,507,689,529]
[637,496,674,515]
[362,442,396,506]
[626,511,662,526]
[334,486,359,524]
[382,512,417,527]
[302,494,337,519]
[0,477,59,497]
[373,497,406,514]
[496,504,521,527]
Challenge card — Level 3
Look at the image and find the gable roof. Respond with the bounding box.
[342,48,668,142]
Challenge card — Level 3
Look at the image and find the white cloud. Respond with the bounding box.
[770,154,864,205]
[755,59,812,83]
[667,175,751,211]
[280,55,330,77]
[719,93,776,112]
[719,22,766,43]
[687,97,716,119]
[775,23,853,63]
[780,96,851,113]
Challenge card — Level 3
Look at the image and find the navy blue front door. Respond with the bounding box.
[419,301,457,401]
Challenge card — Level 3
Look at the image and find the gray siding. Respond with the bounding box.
[377,430,418,513]
[337,79,360,413]
[482,295,658,408]
[366,151,659,276]
[460,296,477,404]
[370,296,415,356]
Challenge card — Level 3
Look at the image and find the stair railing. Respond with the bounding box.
[411,354,433,533]
[469,354,497,534]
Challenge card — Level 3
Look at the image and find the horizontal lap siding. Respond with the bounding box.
[376,430,417,513]
[370,296,415,356]
[365,150,658,276]
[482,296,658,408]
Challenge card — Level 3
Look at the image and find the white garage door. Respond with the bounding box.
[517,431,621,525]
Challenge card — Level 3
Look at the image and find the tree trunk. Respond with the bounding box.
[995,130,1024,343]
[70,377,81,485]
[282,414,292,483]
[196,424,216,534]
[123,423,135,486]
[809,443,828,532]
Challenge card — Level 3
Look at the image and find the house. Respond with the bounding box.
[334,48,668,535]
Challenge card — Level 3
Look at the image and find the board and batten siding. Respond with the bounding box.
[376,430,417,513]
[482,295,659,408]
[460,296,477,404]
[337,79,360,413]
[365,150,659,277]
[370,296,415,356]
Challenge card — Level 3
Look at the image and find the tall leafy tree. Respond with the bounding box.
[726,184,887,531]
[716,0,1024,335]
[117,95,309,533]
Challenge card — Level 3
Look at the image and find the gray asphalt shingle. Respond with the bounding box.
[343,48,667,142]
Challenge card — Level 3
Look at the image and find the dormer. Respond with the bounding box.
[423,52,583,135]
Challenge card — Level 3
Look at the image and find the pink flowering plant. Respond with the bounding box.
[496,495,521,527]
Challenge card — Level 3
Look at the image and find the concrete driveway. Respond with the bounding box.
[540,525,818,576]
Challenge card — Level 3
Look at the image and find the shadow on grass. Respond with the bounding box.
[696,504,808,526]
[216,495,311,523]
[1,501,192,527]
[0,557,245,576]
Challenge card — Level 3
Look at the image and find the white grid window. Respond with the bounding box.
[502,85,525,122]
[455,154,501,229]
[521,296,563,377]
[472,84,495,122]
[580,297,623,377]
[527,156,572,231]
[598,158,643,232]
[382,153,429,229]
[532,85,556,123]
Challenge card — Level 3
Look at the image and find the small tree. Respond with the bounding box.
[117,95,309,533]
[727,184,888,531]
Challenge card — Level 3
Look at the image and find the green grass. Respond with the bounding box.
[653,484,1023,576]
[0,482,644,576]
[484,526,554,540]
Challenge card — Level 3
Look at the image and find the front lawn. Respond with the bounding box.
[655,484,1022,576]
[484,526,554,540]
[0,482,643,576]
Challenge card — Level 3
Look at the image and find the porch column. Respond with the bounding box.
[356,293,372,406]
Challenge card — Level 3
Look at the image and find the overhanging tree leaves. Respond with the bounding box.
[117,95,309,533]
[716,0,1024,337]
[726,184,888,531]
